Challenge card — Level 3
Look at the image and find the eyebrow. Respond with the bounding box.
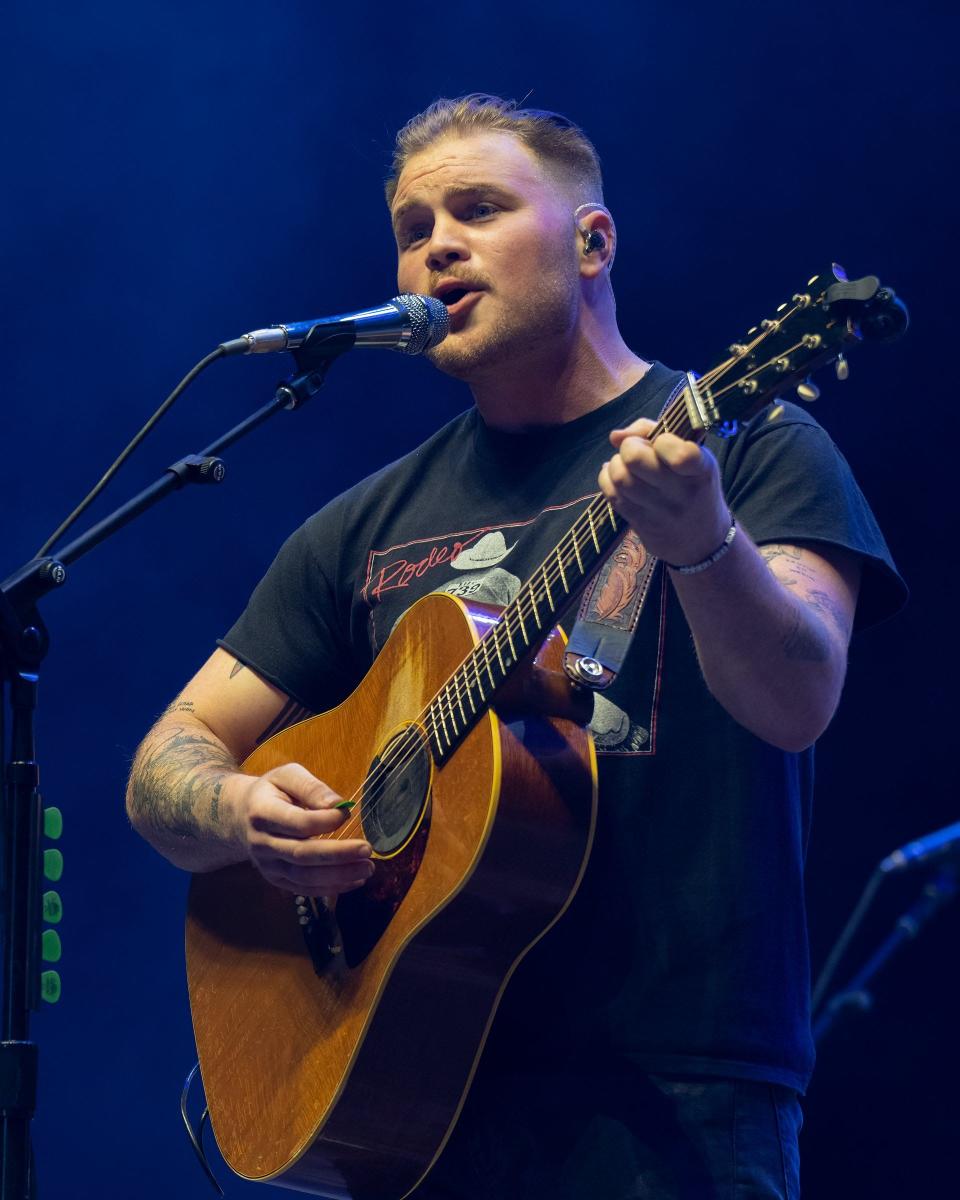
[391,183,514,231]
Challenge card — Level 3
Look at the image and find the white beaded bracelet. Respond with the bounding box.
[664,518,737,575]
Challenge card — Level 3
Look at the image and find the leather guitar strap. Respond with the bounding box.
[562,376,686,690]
[562,531,660,689]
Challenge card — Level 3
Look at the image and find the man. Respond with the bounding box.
[127,95,903,1197]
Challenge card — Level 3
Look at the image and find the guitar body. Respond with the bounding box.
[185,591,598,1198]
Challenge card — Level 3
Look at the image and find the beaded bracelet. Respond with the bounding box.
[664,517,737,575]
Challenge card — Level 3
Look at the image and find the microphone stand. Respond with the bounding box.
[813,867,958,1045]
[0,338,345,1199]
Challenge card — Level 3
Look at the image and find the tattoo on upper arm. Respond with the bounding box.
[255,698,313,746]
[160,698,195,718]
[759,544,818,584]
[229,661,246,679]
[805,588,853,642]
[128,726,236,838]
[781,606,832,662]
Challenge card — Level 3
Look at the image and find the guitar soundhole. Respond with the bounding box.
[361,726,431,856]
[335,726,433,967]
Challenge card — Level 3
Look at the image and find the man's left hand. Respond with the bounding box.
[598,417,731,567]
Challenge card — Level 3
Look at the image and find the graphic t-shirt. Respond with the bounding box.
[220,362,905,1093]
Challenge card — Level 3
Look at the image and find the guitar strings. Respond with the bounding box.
[326,302,816,844]
[327,309,814,844]
[327,326,813,847]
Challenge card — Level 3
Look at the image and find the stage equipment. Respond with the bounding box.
[879,819,960,874]
[220,293,449,357]
[0,302,442,1200]
[581,229,606,254]
[813,861,957,1044]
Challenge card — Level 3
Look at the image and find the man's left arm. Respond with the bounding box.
[599,418,861,753]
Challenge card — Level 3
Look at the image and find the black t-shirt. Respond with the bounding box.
[220,362,904,1093]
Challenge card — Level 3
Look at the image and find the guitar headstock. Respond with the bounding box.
[695,264,909,429]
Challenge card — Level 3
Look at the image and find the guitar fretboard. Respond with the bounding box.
[422,380,701,763]
[423,496,624,762]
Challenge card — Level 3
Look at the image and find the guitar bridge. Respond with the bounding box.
[295,895,343,976]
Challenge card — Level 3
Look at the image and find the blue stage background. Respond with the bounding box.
[3,1,957,1195]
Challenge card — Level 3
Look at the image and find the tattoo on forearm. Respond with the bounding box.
[210,779,223,824]
[255,698,312,746]
[128,726,237,839]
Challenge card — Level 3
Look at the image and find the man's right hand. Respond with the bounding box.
[127,649,378,877]
[229,763,375,896]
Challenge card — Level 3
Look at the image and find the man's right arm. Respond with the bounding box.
[126,648,374,893]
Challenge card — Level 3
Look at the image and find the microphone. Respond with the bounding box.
[220,293,449,358]
[879,820,960,874]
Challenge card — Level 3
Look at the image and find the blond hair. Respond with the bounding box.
[385,93,603,206]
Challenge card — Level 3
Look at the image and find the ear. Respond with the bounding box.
[576,207,615,279]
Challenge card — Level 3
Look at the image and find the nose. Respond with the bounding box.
[424,215,470,271]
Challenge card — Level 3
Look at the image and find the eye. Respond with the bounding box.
[467,202,498,220]
[400,223,431,249]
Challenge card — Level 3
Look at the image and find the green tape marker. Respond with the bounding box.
[42,930,62,963]
[41,971,61,1004]
[42,890,62,924]
[43,806,63,840]
[43,848,64,882]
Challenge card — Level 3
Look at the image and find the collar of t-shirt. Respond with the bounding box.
[469,362,682,471]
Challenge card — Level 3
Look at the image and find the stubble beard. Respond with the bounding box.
[426,260,580,383]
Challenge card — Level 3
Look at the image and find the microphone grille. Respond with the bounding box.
[393,293,450,354]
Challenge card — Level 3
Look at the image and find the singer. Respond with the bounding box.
[126,95,905,1198]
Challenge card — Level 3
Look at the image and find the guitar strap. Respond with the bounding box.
[562,375,686,690]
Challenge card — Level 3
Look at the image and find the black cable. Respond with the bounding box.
[35,345,227,557]
[180,1060,225,1196]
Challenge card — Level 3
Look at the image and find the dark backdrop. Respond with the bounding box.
[3,1,957,1196]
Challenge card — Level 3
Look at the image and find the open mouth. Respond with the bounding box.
[432,282,484,329]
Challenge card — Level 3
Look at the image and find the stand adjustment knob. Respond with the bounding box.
[40,971,61,1003]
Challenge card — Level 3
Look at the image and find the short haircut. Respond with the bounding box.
[385,93,603,206]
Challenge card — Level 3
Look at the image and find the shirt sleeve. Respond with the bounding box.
[712,404,907,631]
[217,501,363,712]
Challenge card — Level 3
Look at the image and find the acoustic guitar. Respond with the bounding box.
[185,266,906,1197]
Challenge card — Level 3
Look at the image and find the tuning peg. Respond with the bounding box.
[796,378,820,402]
[835,354,849,381]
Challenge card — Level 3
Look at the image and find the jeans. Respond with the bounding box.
[417,1061,802,1200]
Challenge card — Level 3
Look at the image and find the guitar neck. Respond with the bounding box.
[420,263,910,762]
[424,383,701,763]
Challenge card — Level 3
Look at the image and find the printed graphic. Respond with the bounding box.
[436,532,521,605]
[363,508,666,755]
